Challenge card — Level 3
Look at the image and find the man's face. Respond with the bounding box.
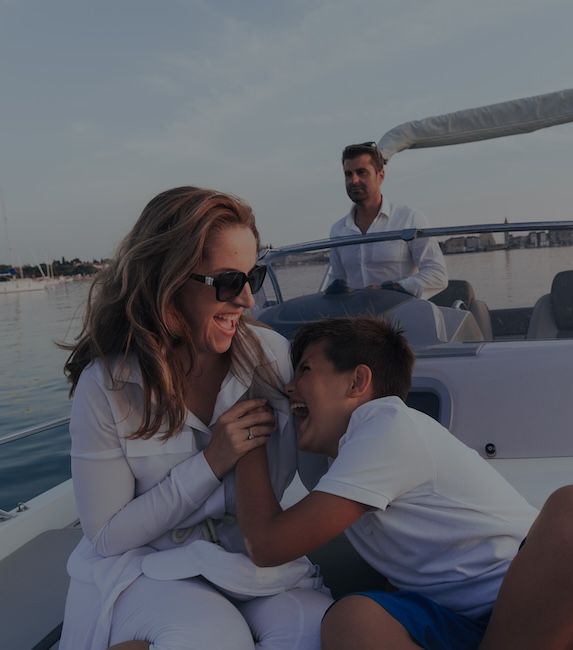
[343,153,384,205]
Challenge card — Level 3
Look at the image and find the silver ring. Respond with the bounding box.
[247,428,254,440]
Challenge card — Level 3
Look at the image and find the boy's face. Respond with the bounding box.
[286,341,356,457]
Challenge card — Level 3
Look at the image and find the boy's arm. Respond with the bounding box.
[236,447,368,567]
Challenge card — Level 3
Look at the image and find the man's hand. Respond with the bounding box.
[380,281,413,295]
[324,279,350,295]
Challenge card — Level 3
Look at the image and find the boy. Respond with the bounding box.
[235,316,537,650]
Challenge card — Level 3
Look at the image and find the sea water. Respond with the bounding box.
[0,280,88,436]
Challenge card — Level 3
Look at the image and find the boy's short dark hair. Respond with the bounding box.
[342,142,386,172]
[291,316,414,401]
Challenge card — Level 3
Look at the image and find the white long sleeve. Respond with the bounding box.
[69,326,300,558]
[72,453,220,556]
[70,361,221,556]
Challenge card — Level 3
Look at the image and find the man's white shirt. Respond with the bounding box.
[328,196,447,299]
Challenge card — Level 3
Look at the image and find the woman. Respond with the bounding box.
[58,187,332,650]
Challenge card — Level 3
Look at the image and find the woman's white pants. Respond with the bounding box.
[107,574,332,650]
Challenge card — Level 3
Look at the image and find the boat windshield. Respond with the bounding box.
[252,222,573,345]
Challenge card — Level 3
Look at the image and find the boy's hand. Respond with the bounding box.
[204,399,275,479]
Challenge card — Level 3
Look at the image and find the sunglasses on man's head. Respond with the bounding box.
[189,264,267,302]
[345,140,377,148]
[343,141,379,154]
[342,141,385,166]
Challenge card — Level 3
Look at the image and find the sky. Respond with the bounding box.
[1,0,573,264]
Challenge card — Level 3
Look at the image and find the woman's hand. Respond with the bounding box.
[204,398,275,479]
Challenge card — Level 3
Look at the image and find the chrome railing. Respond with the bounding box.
[259,220,573,259]
[0,417,70,446]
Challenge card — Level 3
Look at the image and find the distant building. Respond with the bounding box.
[479,234,496,250]
[526,231,551,248]
[549,229,573,246]
[442,227,572,254]
[527,232,538,247]
[442,237,466,254]
[465,236,480,252]
[509,235,527,249]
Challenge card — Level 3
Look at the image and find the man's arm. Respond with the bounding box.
[399,235,448,299]
[235,447,368,567]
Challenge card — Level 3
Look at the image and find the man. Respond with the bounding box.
[327,142,447,299]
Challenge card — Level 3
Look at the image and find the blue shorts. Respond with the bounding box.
[355,590,491,650]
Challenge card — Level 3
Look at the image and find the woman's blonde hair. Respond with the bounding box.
[63,186,279,439]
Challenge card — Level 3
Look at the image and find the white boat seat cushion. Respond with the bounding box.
[430,280,493,339]
[527,270,573,339]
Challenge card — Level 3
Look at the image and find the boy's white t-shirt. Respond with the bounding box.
[313,396,538,618]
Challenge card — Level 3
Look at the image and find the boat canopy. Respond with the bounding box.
[378,88,573,162]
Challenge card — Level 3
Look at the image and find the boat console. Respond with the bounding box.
[256,287,484,346]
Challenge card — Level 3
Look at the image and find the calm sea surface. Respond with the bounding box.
[1,247,571,508]
[0,280,89,435]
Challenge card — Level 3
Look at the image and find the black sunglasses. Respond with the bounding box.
[189,264,267,302]
[343,141,377,151]
[342,141,385,166]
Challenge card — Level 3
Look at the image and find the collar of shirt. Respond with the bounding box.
[108,353,252,434]
[344,195,390,233]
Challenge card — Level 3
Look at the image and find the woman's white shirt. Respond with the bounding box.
[60,325,327,650]
[69,324,297,557]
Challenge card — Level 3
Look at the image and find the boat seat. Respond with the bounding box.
[527,270,573,339]
[0,527,81,650]
[430,280,493,339]
[308,533,393,599]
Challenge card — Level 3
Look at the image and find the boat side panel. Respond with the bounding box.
[0,479,78,561]
[413,340,573,459]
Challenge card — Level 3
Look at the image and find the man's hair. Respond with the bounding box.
[291,316,414,400]
[342,141,386,172]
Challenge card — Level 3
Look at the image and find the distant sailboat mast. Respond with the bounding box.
[0,185,20,277]
[1,186,51,280]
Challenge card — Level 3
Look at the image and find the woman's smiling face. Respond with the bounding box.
[177,225,258,357]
